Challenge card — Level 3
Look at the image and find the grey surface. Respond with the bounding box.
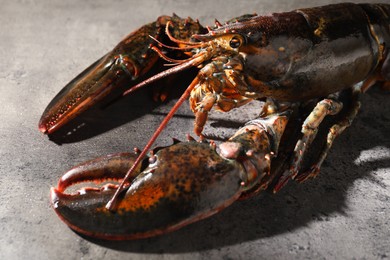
[1,0,390,259]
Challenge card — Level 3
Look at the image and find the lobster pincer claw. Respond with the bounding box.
[38,52,139,134]
[39,15,206,134]
[50,141,246,240]
[50,111,290,240]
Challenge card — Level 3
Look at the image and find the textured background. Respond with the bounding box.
[1,0,390,259]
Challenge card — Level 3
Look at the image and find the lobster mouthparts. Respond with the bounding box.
[50,142,245,240]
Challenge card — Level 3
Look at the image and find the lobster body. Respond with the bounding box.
[203,3,390,102]
[42,3,390,240]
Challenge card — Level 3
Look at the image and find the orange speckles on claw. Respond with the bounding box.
[118,185,165,212]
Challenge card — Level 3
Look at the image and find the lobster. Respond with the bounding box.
[41,3,390,240]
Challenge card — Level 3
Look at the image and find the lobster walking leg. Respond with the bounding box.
[296,88,362,182]
[292,98,344,172]
[274,96,345,191]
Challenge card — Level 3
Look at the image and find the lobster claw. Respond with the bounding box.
[50,141,246,240]
[39,52,133,134]
[39,15,207,134]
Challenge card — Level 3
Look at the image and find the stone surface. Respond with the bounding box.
[1,0,389,259]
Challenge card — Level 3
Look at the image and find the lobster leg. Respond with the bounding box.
[274,95,344,191]
[296,88,362,182]
[292,98,344,172]
[379,52,390,90]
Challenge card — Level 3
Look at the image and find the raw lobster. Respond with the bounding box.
[42,3,390,239]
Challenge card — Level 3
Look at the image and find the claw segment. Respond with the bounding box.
[39,54,114,134]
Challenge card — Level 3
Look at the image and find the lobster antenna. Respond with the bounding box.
[149,35,203,50]
[150,46,205,64]
[123,51,208,96]
[165,21,201,46]
[106,76,201,211]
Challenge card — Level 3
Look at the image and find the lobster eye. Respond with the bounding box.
[229,36,242,49]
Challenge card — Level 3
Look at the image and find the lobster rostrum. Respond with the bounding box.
[43,3,390,239]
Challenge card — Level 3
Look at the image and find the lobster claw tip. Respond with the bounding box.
[38,124,48,134]
[39,53,127,134]
[50,187,59,208]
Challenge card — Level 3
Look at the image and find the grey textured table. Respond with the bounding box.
[1,0,389,259]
